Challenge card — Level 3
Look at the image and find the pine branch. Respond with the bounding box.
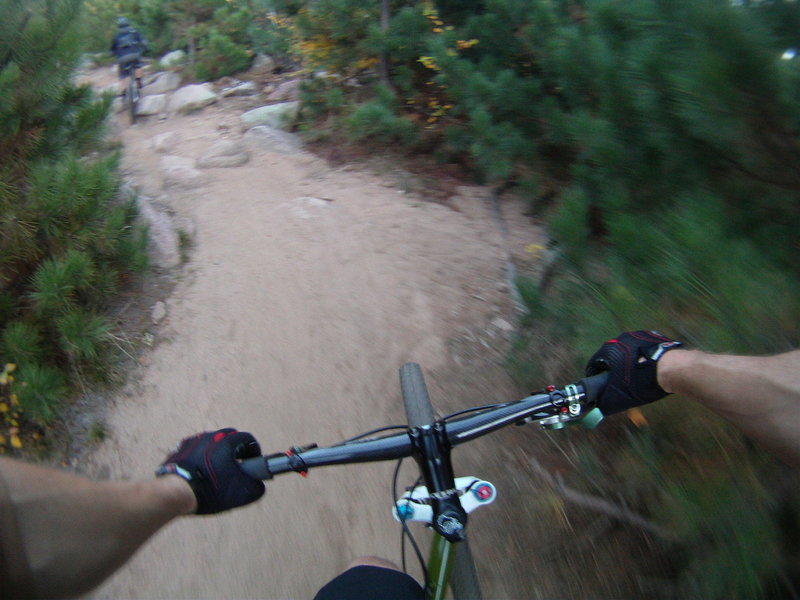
[0,10,32,71]
[529,457,672,539]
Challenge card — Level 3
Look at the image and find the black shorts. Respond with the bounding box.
[117,53,141,79]
[314,566,425,600]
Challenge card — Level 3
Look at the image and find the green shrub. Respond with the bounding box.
[56,310,111,363]
[193,28,251,80]
[2,323,44,366]
[0,0,150,440]
[344,85,418,146]
[16,364,66,426]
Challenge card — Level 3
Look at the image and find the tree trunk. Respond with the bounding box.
[378,0,390,86]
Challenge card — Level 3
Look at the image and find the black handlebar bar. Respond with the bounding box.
[240,372,608,480]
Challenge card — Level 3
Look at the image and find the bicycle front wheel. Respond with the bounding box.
[399,363,483,600]
[400,362,435,427]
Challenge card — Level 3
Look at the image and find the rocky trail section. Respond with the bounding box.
[79,60,545,599]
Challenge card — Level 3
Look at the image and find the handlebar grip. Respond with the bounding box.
[578,372,608,408]
[240,456,270,480]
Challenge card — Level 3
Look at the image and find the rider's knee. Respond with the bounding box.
[344,556,401,572]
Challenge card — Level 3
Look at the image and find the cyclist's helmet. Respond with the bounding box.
[117,17,130,28]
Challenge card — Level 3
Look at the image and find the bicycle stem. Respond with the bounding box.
[408,422,467,543]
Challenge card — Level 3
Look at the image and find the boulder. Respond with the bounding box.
[220,80,259,97]
[160,50,186,67]
[249,54,276,75]
[243,126,303,155]
[143,71,181,95]
[150,131,181,153]
[196,140,250,169]
[240,102,299,131]
[266,79,300,102]
[136,94,168,116]
[167,83,218,114]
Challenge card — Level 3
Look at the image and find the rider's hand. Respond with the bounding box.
[156,428,265,515]
[585,331,683,415]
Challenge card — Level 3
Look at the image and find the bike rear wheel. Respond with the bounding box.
[127,76,138,124]
[399,363,482,600]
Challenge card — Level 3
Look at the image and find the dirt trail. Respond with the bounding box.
[82,66,543,599]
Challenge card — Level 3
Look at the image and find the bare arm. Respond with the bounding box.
[658,349,800,466]
[0,458,196,599]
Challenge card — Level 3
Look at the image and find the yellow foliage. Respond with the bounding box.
[526,243,546,258]
[418,56,440,71]
[10,435,22,449]
[456,39,480,50]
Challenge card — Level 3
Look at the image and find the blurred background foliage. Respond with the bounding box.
[10,0,800,595]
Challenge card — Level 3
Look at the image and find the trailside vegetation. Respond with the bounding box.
[248,0,800,596]
[0,0,148,448]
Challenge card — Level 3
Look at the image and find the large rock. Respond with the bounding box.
[160,50,186,67]
[249,54,276,75]
[266,79,300,102]
[243,126,303,155]
[143,71,181,95]
[240,102,299,131]
[196,140,250,168]
[160,155,208,190]
[136,94,168,116]
[167,83,218,114]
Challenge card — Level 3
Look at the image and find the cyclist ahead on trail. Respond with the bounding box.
[110,17,147,94]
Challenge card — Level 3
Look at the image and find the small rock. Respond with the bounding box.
[249,54,276,75]
[160,49,186,67]
[196,140,250,168]
[221,80,259,97]
[167,83,218,114]
[491,317,514,332]
[240,102,300,131]
[136,94,168,116]
[151,131,181,153]
[143,71,181,95]
[136,197,181,268]
[160,155,194,170]
[151,301,167,324]
[266,79,300,102]
[243,126,303,154]
[160,155,208,190]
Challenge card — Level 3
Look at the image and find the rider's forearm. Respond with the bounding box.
[658,349,800,465]
[0,458,196,599]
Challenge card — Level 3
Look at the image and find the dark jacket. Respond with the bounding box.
[110,26,146,59]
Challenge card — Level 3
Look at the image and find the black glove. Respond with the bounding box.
[585,331,683,415]
[156,428,265,515]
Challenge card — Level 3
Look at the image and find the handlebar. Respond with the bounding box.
[240,372,608,480]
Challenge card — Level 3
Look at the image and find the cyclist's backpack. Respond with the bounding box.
[116,29,139,54]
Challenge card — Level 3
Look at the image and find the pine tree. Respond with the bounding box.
[0,0,148,435]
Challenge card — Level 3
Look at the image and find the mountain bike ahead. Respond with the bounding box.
[242,364,608,600]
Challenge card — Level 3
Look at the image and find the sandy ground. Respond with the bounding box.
[80,67,548,599]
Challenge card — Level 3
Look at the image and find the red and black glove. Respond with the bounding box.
[156,428,265,515]
[585,331,683,415]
